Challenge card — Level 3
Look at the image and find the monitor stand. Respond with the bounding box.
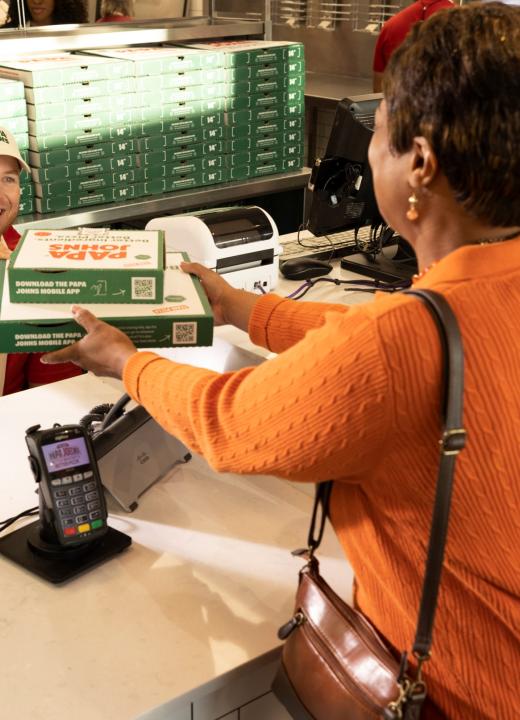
[340,238,417,284]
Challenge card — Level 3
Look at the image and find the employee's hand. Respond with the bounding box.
[0,236,12,260]
[41,305,137,380]
[181,261,260,332]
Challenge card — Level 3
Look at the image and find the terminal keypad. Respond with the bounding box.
[50,469,105,537]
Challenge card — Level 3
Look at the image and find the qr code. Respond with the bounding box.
[173,322,197,345]
[131,277,155,300]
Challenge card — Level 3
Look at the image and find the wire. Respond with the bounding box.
[285,281,312,299]
[0,506,38,534]
[290,221,336,263]
[79,402,114,435]
[286,276,409,301]
[99,393,131,432]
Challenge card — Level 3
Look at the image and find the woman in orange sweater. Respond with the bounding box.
[44,4,520,717]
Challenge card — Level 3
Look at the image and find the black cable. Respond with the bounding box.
[99,393,131,432]
[79,402,115,434]
[0,506,39,534]
[291,222,336,262]
[288,276,409,301]
[89,403,113,416]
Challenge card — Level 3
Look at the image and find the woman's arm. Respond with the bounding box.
[42,299,390,483]
[122,303,391,482]
[41,263,353,376]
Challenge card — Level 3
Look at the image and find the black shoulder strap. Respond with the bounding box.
[405,288,466,658]
[307,288,466,661]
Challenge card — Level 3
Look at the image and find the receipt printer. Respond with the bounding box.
[146,206,281,292]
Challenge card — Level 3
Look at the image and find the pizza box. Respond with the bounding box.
[24,76,136,104]
[31,153,136,182]
[9,228,164,304]
[0,252,213,352]
[81,46,224,75]
[176,40,304,67]
[29,138,137,168]
[34,184,144,213]
[0,53,132,88]
[0,77,25,100]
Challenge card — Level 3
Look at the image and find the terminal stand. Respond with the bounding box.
[0,490,131,583]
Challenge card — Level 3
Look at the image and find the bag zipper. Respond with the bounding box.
[297,607,383,717]
[307,569,398,672]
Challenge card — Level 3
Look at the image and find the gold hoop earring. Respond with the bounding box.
[406,192,419,221]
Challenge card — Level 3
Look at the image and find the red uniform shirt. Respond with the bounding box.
[373,0,454,73]
[2,226,84,395]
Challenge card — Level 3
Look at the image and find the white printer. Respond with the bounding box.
[146,206,281,292]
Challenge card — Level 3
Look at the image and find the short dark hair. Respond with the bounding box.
[383,2,520,227]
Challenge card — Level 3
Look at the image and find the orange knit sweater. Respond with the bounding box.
[124,239,520,719]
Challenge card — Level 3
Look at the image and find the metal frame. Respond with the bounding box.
[17,170,311,230]
[0,17,265,55]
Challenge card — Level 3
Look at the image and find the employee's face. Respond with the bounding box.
[0,156,21,237]
[27,0,55,25]
[368,100,413,240]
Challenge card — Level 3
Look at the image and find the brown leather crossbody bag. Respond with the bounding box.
[272,289,467,719]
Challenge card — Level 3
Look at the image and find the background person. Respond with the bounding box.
[0,127,83,395]
[96,0,133,22]
[43,4,520,717]
[4,0,87,27]
[372,0,453,91]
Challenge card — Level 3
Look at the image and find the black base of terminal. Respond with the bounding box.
[340,244,418,284]
[0,521,132,584]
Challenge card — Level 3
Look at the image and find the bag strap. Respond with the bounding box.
[405,288,466,659]
[306,288,466,664]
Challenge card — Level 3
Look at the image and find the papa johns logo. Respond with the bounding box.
[48,244,130,260]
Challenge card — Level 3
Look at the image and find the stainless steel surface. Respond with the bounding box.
[0,19,265,56]
[305,72,372,101]
[264,0,273,40]
[17,170,311,230]
[216,0,401,32]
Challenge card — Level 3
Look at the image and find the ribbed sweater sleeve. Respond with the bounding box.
[123,298,391,481]
[248,292,351,353]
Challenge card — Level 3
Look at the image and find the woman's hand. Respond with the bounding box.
[42,305,137,379]
[181,261,260,332]
[180,261,235,325]
[42,266,263,375]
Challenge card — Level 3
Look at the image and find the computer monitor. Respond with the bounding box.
[307,94,417,284]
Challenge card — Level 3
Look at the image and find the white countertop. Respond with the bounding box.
[0,317,355,719]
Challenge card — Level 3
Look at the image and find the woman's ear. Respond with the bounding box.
[408,136,438,191]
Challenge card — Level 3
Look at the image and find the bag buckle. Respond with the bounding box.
[384,678,410,719]
[439,428,466,455]
[385,652,429,719]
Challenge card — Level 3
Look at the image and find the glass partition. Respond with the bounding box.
[0,0,207,30]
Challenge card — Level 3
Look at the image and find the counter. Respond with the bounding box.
[1,373,352,720]
[0,254,364,719]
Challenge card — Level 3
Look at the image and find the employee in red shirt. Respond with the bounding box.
[0,127,83,395]
[96,0,134,22]
[372,0,453,92]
